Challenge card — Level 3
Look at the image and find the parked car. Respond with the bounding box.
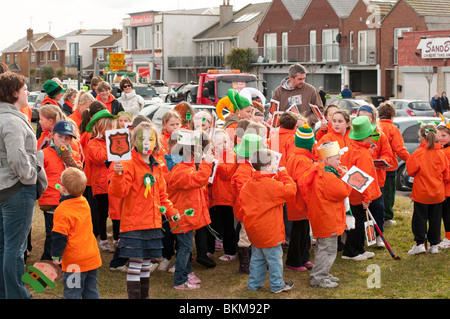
[330,98,370,116]
[27,91,40,110]
[389,99,436,117]
[133,85,164,104]
[31,92,47,122]
[393,116,441,191]
[165,82,198,104]
[152,85,169,101]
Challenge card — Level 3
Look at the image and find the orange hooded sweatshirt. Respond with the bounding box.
[240,170,296,248]
[378,119,410,171]
[316,128,352,162]
[371,129,394,187]
[209,151,236,207]
[442,146,450,197]
[268,127,296,167]
[86,137,109,196]
[231,160,254,221]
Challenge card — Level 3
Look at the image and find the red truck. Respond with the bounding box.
[196,69,259,105]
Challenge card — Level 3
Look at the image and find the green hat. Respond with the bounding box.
[349,116,377,140]
[43,80,66,98]
[234,133,264,158]
[295,124,315,150]
[228,89,252,110]
[86,109,115,133]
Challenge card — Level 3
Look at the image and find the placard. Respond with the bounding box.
[341,165,374,193]
[106,128,132,162]
[365,220,376,246]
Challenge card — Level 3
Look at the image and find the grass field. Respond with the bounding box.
[25,194,449,300]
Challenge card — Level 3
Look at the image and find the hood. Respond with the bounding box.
[164,154,184,171]
[281,76,294,91]
[300,162,325,188]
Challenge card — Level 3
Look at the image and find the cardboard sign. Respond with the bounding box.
[365,220,376,246]
[373,159,392,170]
[341,166,374,193]
[106,128,132,162]
[309,103,327,124]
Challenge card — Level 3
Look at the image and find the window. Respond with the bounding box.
[310,30,316,62]
[155,24,162,49]
[209,42,215,56]
[14,54,18,63]
[125,27,132,51]
[30,52,35,63]
[218,42,225,57]
[358,30,375,64]
[234,12,260,22]
[402,124,420,143]
[394,27,412,64]
[264,33,277,62]
[5,54,10,64]
[97,49,104,61]
[349,31,354,63]
[52,51,58,61]
[68,42,79,65]
[136,26,152,50]
[322,29,339,61]
[282,32,288,62]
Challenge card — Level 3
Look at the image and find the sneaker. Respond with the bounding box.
[376,236,385,248]
[303,261,314,269]
[168,265,175,273]
[99,240,115,253]
[273,281,294,294]
[157,258,171,271]
[149,262,159,273]
[384,220,397,226]
[188,272,201,284]
[437,238,450,249]
[173,280,200,290]
[430,245,439,254]
[327,274,340,282]
[285,264,307,271]
[408,244,426,255]
[342,254,367,261]
[311,278,338,288]
[362,251,375,259]
[219,254,236,261]
[110,265,128,272]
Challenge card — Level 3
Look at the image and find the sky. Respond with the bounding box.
[0,0,270,52]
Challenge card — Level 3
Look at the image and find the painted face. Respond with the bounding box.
[136,129,156,155]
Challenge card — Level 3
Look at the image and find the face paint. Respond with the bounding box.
[136,129,156,155]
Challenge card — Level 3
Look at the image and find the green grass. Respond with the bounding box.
[27,195,449,300]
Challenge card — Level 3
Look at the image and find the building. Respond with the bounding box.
[88,29,123,75]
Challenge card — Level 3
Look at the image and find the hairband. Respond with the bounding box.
[424,128,436,136]
[359,105,374,115]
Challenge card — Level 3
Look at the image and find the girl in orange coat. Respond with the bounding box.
[85,109,117,253]
[109,121,179,298]
[317,109,352,162]
[166,129,214,290]
[406,124,450,255]
[37,104,66,150]
[437,121,450,249]
[315,103,339,142]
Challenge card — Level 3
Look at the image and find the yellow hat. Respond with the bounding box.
[317,141,348,160]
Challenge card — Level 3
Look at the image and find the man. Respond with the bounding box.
[340,85,352,98]
[270,64,324,127]
[430,92,443,115]
[318,86,327,108]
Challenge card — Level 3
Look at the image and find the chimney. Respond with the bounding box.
[220,1,233,27]
[27,28,33,41]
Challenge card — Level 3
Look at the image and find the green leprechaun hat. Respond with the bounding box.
[227,89,252,111]
[349,116,377,140]
[86,109,116,133]
[234,133,264,158]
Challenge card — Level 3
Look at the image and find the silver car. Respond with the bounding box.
[389,99,435,117]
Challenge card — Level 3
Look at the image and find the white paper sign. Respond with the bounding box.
[364,220,376,246]
[106,128,132,162]
[341,165,374,193]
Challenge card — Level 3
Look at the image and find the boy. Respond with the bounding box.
[300,141,353,288]
[51,168,102,299]
[240,149,296,293]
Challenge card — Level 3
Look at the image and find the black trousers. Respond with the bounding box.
[285,219,310,267]
[442,197,450,234]
[209,205,237,255]
[94,193,109,241]
[412,201,442,246]
[343,204,367,258]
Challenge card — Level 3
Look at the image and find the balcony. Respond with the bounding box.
[339,46,377,66]
[167,55,224,69]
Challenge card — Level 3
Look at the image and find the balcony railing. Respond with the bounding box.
[167,55,224,69]
[339,46,377,65]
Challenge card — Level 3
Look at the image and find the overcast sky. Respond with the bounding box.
[0,0,270,52]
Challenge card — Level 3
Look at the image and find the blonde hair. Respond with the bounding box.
[93,117,116,139]
[63,88,78,102]
[74,91,95,111]
[131,121,161,153]
[419,123,437,150]
[61,167,87,197]
[39,104,66,123]
[357,104,378,124]
[66,118,80,139]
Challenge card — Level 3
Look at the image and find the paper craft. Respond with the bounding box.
[271,151,282,173]
[364,220,376,246]
[309,103,327,124]
[266,99,282,129]
[177,129,202,146]
[373,159,392,170]
[341,165,375,193]
[106,128,132,162]
[208,158,219,184]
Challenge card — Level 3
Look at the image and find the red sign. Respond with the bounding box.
[108,132,131,158]
[131,14,153,26]
[138,67,150,77]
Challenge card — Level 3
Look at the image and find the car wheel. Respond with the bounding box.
[396,164,411,191]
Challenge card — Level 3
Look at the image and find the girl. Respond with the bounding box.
[117,111,133,129]
[37,104,66,150]
[160,110,182,155]
[62,88,78,116]
[315,103,339,142]
[68,91,95,130]
[109,121,179,298]
[85,109,117,253]
[267,111,300,167]
[193,110,213,134]
[406,124,450,254]
[166,129,214,289]
[437,122,450,249]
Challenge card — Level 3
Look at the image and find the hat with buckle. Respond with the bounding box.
[43,80,66,98]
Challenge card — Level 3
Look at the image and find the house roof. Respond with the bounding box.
[403,0,450,17]
[91,31,123,48]
[281,0,312,20]
[327,0,359,18]
[193,2,271,40]
[1,32,53,53]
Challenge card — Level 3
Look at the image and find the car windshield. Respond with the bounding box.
[28,95,38,103]
[408,101,432,111]
[153,86,168,95]
[134,87,158,98]
[217,80,258,99]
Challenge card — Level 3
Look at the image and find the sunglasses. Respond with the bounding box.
[123,84,132,89]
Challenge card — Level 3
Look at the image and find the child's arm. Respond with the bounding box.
[168,161,213,190]
[405,151,420,177]
[391,127,410,162]
[87,140,108,166]
[51,231,67,265]
[109,161,133,198]
[274,168,297,203]
[322,173,352,202]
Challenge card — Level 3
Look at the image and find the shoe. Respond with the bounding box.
[437,238,450,249]
[384,219,397,226]
[408,244,426,255]
[285,264,307,271]
[157,258,171,271]
[196,255,216,268]
[273,281,294,294]
[376,236,385,248]
[303,261,314,269]
[430,245,439,254]
[327,274,339,282]
[149,262,159,273]
[342,254,367,261]
[188,272,201,284]
[99,240,115,253]
[215,239,223,251]
[219,254,236,261]
[168,266,175,273]
[362,251,375,259]
[173,280,200,290]
[110,265,128,272]
[311,278,338,288]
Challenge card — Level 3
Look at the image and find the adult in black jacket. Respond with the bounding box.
[441,92,449,112]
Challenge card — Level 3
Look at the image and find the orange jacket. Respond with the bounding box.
[68,109,82,131]
[37,130,51,150]
[240,170,296,248]
[316,129,352,163]
[96,93,115,114]
[166,160,213,234]
[86,138,109,196]
[442,146,450,197]
[109,150,178,233]
[41,96,58,107]
[300,162,353,238]
[406,146,450,204]
[231,161,254,221]
[268,127,296,167]
[378,119,410,171]
[371,129,394,187]
[38,146,82,206]
[285,147,314,220]
[315,122,333,142]
[20,105,32,124]
[52,196,102,272]
[209,151,236,207]
[345,140,382,205]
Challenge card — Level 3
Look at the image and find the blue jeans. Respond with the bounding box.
[62,268,100,299]
[247,244,285,293]
[0,184,36,299]
[173,231,193,286]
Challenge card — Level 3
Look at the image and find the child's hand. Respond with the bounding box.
[171,213,181,222]
[204,147,214,163]
[277,166,286,172]
[362,201,370,209]
[320,122,328,131]
[114,161,123,175]
[339,165,348,175]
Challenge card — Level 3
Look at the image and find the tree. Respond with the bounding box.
[225,48,256,73]
[39,65,54,83]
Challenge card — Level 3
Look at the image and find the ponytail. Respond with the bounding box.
[419,124,437,150]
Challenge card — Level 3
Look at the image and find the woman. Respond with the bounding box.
[0,72,42,299]
[96,81,124,115]
[441,92,449,112]
[62,88,78,116]
[117,78,145,119]
[69,91,95,130]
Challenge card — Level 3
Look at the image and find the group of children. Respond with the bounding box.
[32,80,450,298]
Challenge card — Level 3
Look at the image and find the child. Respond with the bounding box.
[117,111,133,129]
[342,116,381,261]
[109,121,179,298]
[406,123,450,254]
[300,142,353,288]
[37,104,66,150]
[285,124,315,271]
[68,91,95,130]
[174,102,196,129]
[240,149,296,293]
[437,120,450,249]
[38,120,83,260]
[85,109,117,253]
[315,104,339,142]
[317,109,352,153]
[166,129,214,289]
[193,110,213,134]
[160,110,182,155]
[378,102,410,226]
[267,111,299,167]
[231,133,265,274]
[51,167,102,299]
